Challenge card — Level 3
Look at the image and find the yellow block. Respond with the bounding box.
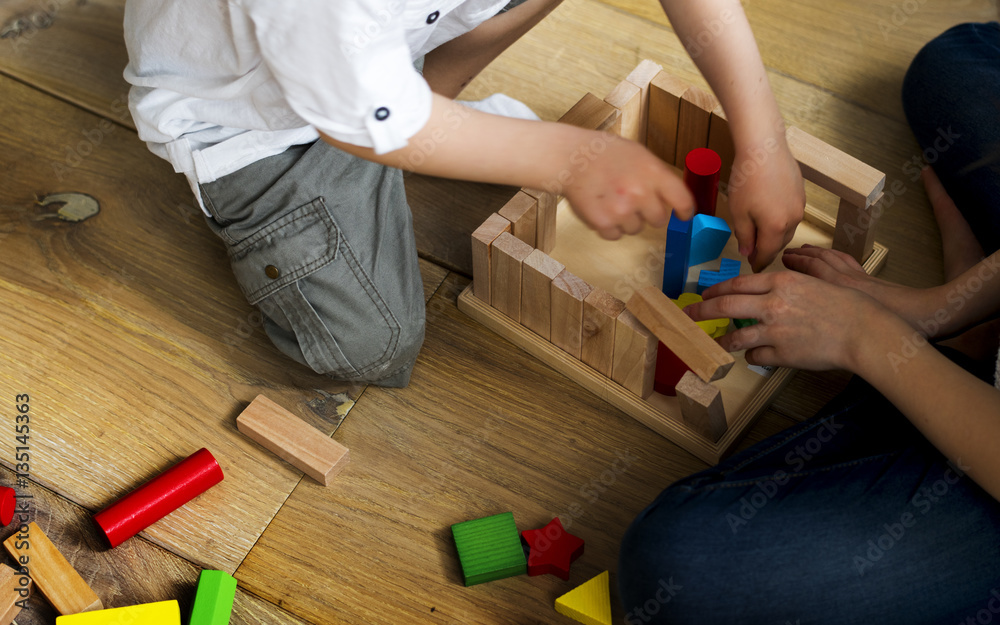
[674,293,729,338]
[56,600,180,624]
[554,570,612,625]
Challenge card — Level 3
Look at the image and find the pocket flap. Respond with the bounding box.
[228,198,339,305]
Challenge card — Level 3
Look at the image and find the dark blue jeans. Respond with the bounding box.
[619,23,1000,624]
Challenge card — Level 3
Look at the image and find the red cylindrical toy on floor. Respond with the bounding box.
[93,448,224,548]
[684,147,722,216]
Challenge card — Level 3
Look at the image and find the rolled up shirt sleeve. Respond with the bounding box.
[242,0,433,154]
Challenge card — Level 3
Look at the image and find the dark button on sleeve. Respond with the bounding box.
[374,107,391,121]
[426,10,439,24]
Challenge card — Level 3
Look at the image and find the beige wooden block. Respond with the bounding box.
[624,59,663,145]
[3,523,102,616]
[676,371,727,442]
[522,187,558,253]
[604,79,643,143]
[581,288,626,377]
[237,395,350,486]
[557,92,621,132]
[647,71,689,166]
[626,286,734,383]
[833,193,883,263]
[0,562,30,624]
[550,269,594,359]
[785,126,886,208]
[491,232,534,322]
[498,192,538,247]
[611,310,657,398]
[470,213,512,304]
[520,250,565,341]
[707,105,736,190]
[675,86,718,167]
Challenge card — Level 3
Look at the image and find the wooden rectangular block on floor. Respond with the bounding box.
[189,570,238,625]
[581,288,626,377]
[707,105,736,189]
[624,59,663,145]
[604,79,642,143]
[522,187,558,253]
[550,269,593,359]
[675,85,718,167]
[833,194,883,263]
[491,232,534,322]
[785,126,886,208]
[557,92,621,132]
[676,371,727,442]
[626,286,734,383]
[647,71,689,166]
[0,562,30,625]
[55,600,179,624]
[611,309,657,398]
[236,395,350,486]
[3,522,102,616]
[470,213,512,304]
[520,249,565,341]
[498,192,538,247]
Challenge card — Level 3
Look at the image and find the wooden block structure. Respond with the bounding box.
[707,105,736,189]
[3,522,102,615]
[451,512,527,586]
[581,288,626,377]
[646,71,688,166]
[676,371,727,442]
[54,600,179,624]
[490,232,534,322]
[610,310,657,399]
[498,191,537,247]
[520,250,565,341]
[554,570,612,625]
[522,187,557,253]
[550,269,593,359]
[189,570,238,625]
[674,86,718,168]
[0,563,30,625]
[470,213,512,304]
[236,394,350,486]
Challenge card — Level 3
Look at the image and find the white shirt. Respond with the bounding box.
[123,0,508,210]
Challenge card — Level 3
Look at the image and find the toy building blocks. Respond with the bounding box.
[498,191,538,247]
[55,600,179,624]
[520,518,584,581]
[661,213,692,300]
[551,269,594,360]
[688,214,731,267]
[554,570,612,625]
[470,213,512,304]
[93,448,224,548]
[3,522,102,615]
[189,570,238,625]
[677,371,727,443]
[697,258,741,295]
[452,512,527,586]
[0,562,31,624]
[236,395,350,486]
[684,148,722,216]
[521,249,566,341]
[491,232,534,322]
[0,487,14,526]
[581,288,626,378]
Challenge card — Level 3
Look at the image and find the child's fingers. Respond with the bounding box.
[730,210,757,262]
[748,218,795,272]
[921,166,959,213]
[699,272,774,299]
[657,175,696,222]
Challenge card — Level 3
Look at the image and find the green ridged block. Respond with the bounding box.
[451,512,527,586]
[189,570,238,625]
[733,318,758,329]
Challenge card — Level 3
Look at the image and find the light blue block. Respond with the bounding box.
[688,214,731,266]
[697,258,741,294]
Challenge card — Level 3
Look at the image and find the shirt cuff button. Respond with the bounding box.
[426,10,439,24]
[374,107,391,121]
[265,265,280,279]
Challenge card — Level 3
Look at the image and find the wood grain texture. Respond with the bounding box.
[557,92,620,132]
[498,191,538,246]
[491,232,534,321]
[550,269,594,359]
[3,522,102,615]
[237,395,350,487]
[675,86,718,167]
[707,105,736,189]
[236,274,709,625]
[520,250,566,341]
[786,126,886,207]
[0,563,29,624]
[624,59,663,146]
[521,187,559,253]
[833,194,883,263]
[470,213,512,303]
[646,71,689,166]
[611,310,657,399]
[676,371,727,443]
[603,79,642,143]
[581,288,626,378]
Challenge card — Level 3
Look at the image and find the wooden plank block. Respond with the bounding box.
[626,286,735,383]
[490,232,534,321]
[236,395,350,487]
[624,59,663,145]
[470,213,512,304]
[521,187,558,253]
[581,288,626,377]
[646,71,689,166]
[3,522,102,616]
[498,192,538,247]
[676,371,727,443]
[707,105,736,191]
[833,193,883,263]
[54,600,180,624]
[550,269,594,359]
[0,562,30,624]
[557,92,621,132]
[611,310,658,398]
[604,79,643,143]
[520,250,565,341]
[785,126,886,207]
[675,86,718,167]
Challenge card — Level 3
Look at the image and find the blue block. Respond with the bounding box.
[697,258,741,295]
[662,214,692,299]
[688,214,732,266]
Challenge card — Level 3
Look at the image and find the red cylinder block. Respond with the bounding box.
[684,148,722,216]
[93,448,224,548]
[0,487,15,526]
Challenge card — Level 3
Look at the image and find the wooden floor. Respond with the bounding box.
[0,0,995,623]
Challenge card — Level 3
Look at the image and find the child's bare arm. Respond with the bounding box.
[660,0,805,271]
[321,93,695,239]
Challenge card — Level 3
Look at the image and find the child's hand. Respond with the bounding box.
[727,140,805,272]
[561,135,696,240]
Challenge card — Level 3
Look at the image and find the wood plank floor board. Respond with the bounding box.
[235,273,709,625]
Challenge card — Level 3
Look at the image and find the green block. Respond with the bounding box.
[452,512,527,586]
[733,318,758,329]
[190,570,238,625]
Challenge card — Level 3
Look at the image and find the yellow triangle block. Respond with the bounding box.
[55,600,180,624]
[554,571,612,625]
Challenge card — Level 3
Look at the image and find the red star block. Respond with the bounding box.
[521,517,584,580]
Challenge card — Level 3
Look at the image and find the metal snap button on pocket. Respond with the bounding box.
[265,265,280,279]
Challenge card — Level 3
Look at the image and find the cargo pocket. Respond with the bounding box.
[227,197,401,378]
